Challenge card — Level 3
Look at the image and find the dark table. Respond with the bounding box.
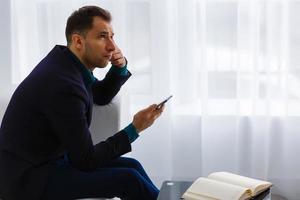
[157,181,287,200]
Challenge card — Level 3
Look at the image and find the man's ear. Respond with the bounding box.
[71,34,84,50]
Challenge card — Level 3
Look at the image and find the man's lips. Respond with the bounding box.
[104,55,112,60]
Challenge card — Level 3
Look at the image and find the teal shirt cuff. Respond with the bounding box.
[110,58,128,76]
[124,123,139,143]
[110,65,128,76]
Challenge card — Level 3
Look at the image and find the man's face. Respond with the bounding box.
[81,16,116,69]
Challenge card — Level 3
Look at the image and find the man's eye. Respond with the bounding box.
[99,35,107,39]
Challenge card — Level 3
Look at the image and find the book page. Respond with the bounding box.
[182,177,251,200]
[182,191,217,200]
[208,172,272,196]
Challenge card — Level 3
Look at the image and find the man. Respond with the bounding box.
[0,5,163,200]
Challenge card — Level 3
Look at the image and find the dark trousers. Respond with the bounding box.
[42,156,159,200]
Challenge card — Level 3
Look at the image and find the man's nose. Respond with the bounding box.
[107,39,116,52]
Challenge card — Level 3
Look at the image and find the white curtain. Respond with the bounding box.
[9,0,300,199]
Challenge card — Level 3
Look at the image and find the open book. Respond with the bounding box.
[182,172,272,200]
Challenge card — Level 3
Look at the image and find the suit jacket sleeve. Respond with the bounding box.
[91,69,131,105]
[46,82,131,171]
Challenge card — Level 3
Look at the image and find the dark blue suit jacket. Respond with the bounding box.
[0,45,131,200]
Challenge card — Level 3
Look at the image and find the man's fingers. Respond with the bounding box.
[111,56,123,62]
[157,104,165,112]
[111,56,124,65]
[154,112,162,120]
[151,105,164,120]
[110,48,126,66]
[148,104,157,109]
[111,58,125,67]
[111,52,123,61]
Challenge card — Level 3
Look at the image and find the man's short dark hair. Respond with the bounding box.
[65,5,111,46]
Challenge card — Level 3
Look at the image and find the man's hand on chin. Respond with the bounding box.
[110,46,126,68]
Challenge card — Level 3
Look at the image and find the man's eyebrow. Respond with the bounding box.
[98,31,114,36]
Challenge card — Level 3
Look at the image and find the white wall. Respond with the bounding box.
[0,0,13,122]
[0,0,11,87]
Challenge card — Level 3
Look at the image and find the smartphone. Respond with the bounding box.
[156,95,173,110]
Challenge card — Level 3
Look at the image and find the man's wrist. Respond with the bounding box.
[110,57,128,76]
[119,57,127,68]
[124,123,139,143]
[132,122,142,134]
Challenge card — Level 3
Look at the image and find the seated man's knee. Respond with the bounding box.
[121,169,145,195]
[118,168,157,200]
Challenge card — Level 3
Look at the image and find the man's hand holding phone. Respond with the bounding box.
[132,95,172,134]
[132,104,164,134]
